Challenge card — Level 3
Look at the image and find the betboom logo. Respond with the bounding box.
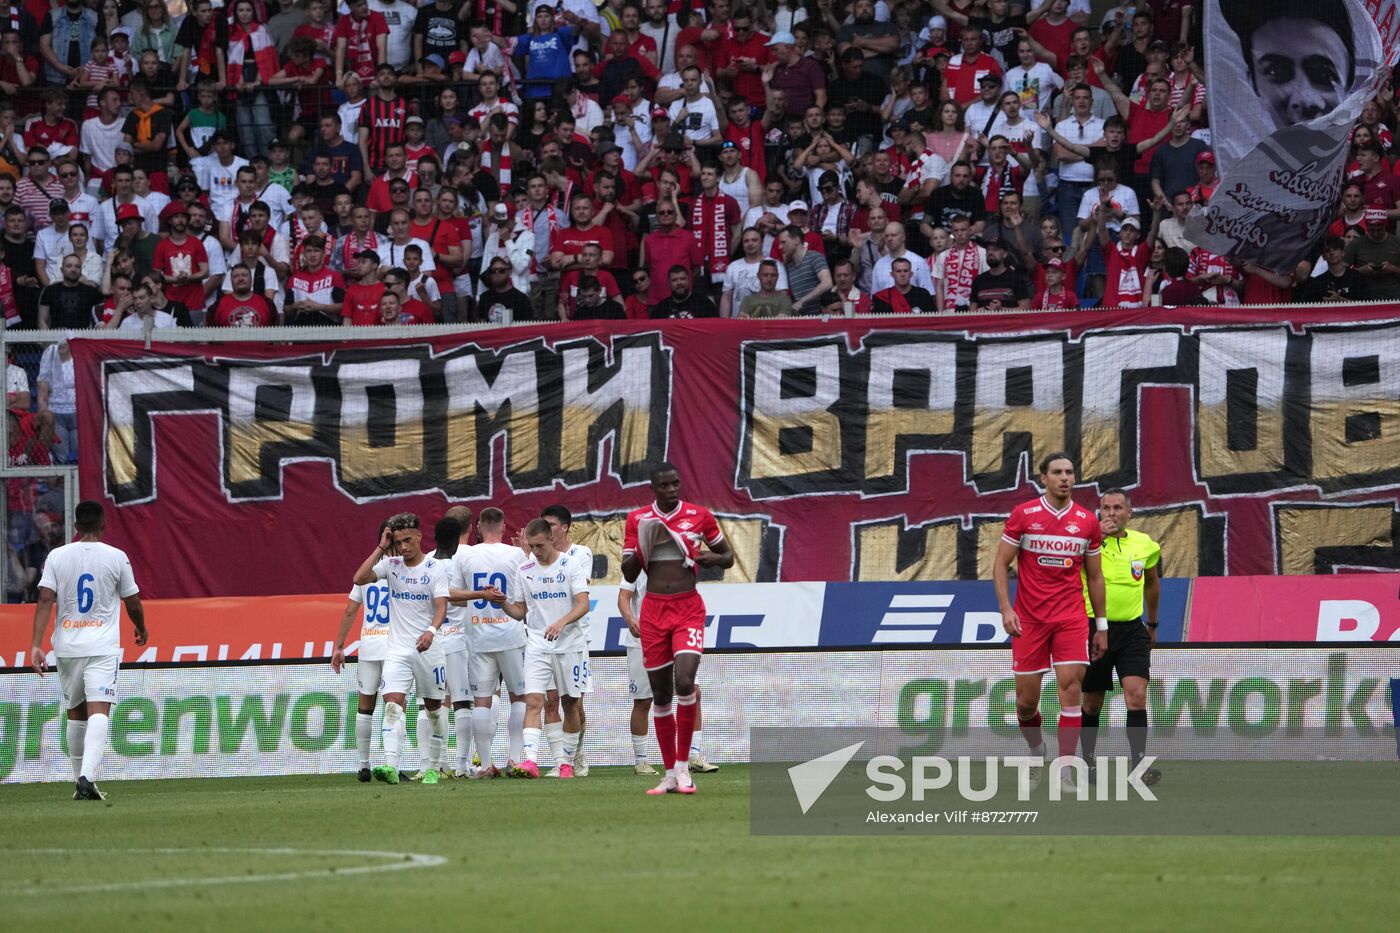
[533,591,567,600]
[391,592,429,601]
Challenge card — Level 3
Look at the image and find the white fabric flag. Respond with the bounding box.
[1185,0,1400,270]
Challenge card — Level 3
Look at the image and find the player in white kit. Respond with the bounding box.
[353,512,451,785]
[487,518,592,779]
[449,507,528,777]
[541,504,593,776]
[617,572,659,775]
[431,514,476,779]
[29,501,145,801]
[332,519,393,781]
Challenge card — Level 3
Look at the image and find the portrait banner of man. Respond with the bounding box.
[1185,0,1398,271]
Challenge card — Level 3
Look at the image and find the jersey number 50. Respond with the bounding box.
[472,572,507,609]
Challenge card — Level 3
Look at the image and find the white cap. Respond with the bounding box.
[788,200,809,212]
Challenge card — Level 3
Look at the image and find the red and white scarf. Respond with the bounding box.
[481,139,511,187]
[941,244,981,308]
[519,201,561,275]
[691,193,730,275]
[340,230,380,271]
[226,24,280,88]
[1107,241,1147,308]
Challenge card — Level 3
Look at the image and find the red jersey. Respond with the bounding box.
[344,281,386,325]
[211,292,274,327]
[1001,496,1103,624]
[152,235,210,312]
[23,116,79,155]
[622,499,725,573]
[558,268,620,319]
[554,224,616,264]
[333,11,389,80]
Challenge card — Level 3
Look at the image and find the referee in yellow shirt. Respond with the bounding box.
[1081,489,1162,784]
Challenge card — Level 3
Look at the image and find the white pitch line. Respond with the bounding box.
[1,848,447,896]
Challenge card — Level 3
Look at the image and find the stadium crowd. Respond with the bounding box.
[0,1,1393,592]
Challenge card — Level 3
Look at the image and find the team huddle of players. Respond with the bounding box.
[333,462,733,795]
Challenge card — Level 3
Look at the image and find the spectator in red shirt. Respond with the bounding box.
[718,7,769,110]
[211,264,275,326]
[152,202,209,312]
[1028,0,1077,72]
[23,88,80,160]
[342,250,386,324]
[334,0,389,84]
[943,25,1002,105]
[639,199,701,303]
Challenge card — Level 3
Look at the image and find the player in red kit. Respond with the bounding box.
[992,453,1108,793]
[621,463,733,796]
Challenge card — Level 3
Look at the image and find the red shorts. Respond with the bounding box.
[1011,615,1089,675]
[639,589,706,670]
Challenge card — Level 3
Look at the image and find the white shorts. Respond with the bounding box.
[626,645,653,700]
[355,658,384,696]
[469,647,526,697]
[57,655,119,708]
[524,646,593,698]
[444,649,472,705]
[381,646,447,701]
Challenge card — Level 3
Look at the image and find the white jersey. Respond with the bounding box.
[370,554,451,657]
[435,550,469,653]
[619,569,647,648]
[509,551,591,654]
[566,543,594,581]
[347,580,391,661]
[39,541,139,658]
[453,541,528,652]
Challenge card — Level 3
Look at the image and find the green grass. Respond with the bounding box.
[2,767,1396,932]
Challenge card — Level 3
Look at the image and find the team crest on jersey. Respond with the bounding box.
[1131,560,1145,580]
[1065,522,1080,534]
[677,520,694,530]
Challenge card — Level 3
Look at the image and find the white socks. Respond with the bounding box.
[416,709,433,771]
[691,729,704,760]
[454,708,474,771]
[80,713,109,783]
[67,720,86,781]
[522,726,540,764]
[427,707,447,770]
[382,702,405,769]
[561,731,578,768]
[472,704,496,769]
[544,721,564,766]
[355,713,374,769]
[631,734,649,765]
[508,701,526,762]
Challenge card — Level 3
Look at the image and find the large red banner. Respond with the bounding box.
[72,307,1400,597]
[1186,574,1400,642]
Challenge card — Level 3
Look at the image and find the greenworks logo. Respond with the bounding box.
[0,692,365,781]
[895,653,1392,754]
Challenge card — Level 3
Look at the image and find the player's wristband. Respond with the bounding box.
[1095,617,1109,632]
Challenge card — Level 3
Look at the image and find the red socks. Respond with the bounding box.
[654,705,677,770]
[1058,706,1082,760]
[675,693,698,766]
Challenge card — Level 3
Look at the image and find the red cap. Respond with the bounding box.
[447,50,467,65]
[115,202,143,224]
[159,201,189,221]
[612,93,631,107]
[1045,257,1065,270]
[1197,150,1216,164]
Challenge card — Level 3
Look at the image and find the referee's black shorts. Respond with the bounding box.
[1083,618,1152,693]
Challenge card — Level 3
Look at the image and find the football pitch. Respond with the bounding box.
[3,767,1395,932]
